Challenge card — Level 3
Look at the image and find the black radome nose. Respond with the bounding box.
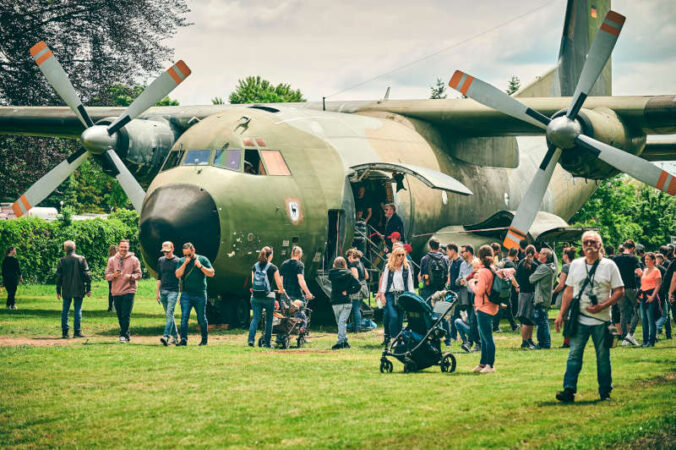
[139,184,220,271]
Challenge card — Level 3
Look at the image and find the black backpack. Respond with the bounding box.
[427,255,448,290]
[487,268,508,305]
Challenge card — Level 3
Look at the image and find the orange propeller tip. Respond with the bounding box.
[175,60,191,77]
[448,70,465,89]
[30,41,48,56]
[606,10,626,25]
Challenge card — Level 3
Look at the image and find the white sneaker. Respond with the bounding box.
[119,336,126,343]
[472,364,485,373]
[626,334,639,346]
[169,337,178,345]
[480,365,496,374]
[621,339,630,347]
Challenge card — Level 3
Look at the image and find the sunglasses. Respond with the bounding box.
[583,240,599,246]
[396,254,405,258]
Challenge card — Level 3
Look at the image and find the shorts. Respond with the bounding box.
[517,292,535,326]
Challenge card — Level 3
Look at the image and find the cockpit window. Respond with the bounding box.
[214,148,242,171]
[161,150,184,171]
[244,149,266,175]
[182,150,211,166]
[261,150,291,176]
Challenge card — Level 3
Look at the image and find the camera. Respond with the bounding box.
[588,293,598,305]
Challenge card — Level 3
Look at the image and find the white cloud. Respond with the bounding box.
[164,0,676,105]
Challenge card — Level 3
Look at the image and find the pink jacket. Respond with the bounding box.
[105,252,142,296]
[470,267,499,316]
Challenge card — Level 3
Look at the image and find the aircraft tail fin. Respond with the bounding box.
[516,0,611,99]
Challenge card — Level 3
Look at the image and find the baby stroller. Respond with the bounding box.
[258,296,312,349]
[379,290,458,373]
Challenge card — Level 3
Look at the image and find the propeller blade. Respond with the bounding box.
[29,41,94,128]
[104,150,146,211]
[566,11,625,119]
[107,61,191,135]
[10,149,90,217]
[503,145,562,249]
[576,135,676,195]
[448,70,550,130]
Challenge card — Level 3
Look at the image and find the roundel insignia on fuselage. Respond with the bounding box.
[285,198,302,224]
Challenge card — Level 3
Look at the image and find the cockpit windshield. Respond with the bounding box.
[182,150,211,166]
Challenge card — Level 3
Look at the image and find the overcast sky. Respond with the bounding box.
[162,0,675,105]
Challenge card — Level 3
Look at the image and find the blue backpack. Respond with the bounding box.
[252,262,272,298]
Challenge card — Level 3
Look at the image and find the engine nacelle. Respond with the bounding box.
[95,117,177,184]
[557,107,647,180]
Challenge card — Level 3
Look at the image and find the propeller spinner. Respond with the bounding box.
[10,41,191,217]
[448,10,675,249]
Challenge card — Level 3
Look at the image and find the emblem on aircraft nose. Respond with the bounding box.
[286,198,302,224]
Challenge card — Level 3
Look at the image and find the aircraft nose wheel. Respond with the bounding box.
[379,358,393,373]
[440,353,456,373]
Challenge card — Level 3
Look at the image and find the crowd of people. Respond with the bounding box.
[2,219,675,399]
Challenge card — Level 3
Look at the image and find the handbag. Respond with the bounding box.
[179,264,195,293]
[563,260,599,338]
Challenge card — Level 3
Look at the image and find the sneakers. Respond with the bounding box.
[600,393,612,401]
[332,342,348,350]
[556,388,575,403]
[62,332,69,339]
[160,336,169,346]
[493,328,503,333]
[10,305,17,310]
[521,341,535,350]
[511,324,521,332]
[621,339,630,347]
[73,332,86,338]
[470,344,481,353]
[176,340,187,346]
[472,364,485,373]
[624,334,639,346]
[119,336,126,343]
[480,365,496,374]
[461,342,471,353]
[198,339,208,346]
[248,341,254,347]
[169,337,178,345]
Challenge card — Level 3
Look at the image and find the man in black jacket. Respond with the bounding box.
[328,257,362,349]
[383,203,405,249]
[56,240,91,338]
[2,246,22,310]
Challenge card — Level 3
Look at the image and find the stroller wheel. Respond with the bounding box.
[283,337,290,349]
[441,353,456,373]
[297,336,305,348]
[403,359,417,373]
[379,359,393,373]
[257,337,263,347]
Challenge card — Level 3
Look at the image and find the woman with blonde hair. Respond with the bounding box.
[378,246,415,345]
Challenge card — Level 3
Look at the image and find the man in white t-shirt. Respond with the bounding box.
[554,231,624,402]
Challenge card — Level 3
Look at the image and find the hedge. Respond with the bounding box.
[0,210,144,284]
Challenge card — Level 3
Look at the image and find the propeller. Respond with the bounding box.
[10,41,191,217]
[448,10,675,249]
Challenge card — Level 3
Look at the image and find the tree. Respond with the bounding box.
[0,0,189,208]
[570,175,676,249]
[506,76,521,95]
[211,97,225,105]
[430,78,447,99]
[229,76,305,104]
[90,84,179,108]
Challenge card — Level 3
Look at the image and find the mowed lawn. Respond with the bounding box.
[1,281,674,448]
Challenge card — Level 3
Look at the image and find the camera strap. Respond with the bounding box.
[582,259,600,301]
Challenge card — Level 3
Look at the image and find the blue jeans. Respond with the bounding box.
[454,318,470,344]
[640,299,657,345]
[476,310,496,366]
[248,296,274,346]
[160,290,179,338]
[533,304,551,349]
[563,322,612,396]
[385,293,404,338]
[351,299,362,332]
[656,298,670,338]
[179,292,208,342]
[333,303,352,344]
[61,297,83,333]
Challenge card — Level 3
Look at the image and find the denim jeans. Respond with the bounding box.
[533,304,551,349]
[351,299,362,332]
[618,289,636,338]
[476,310,495,366]
[656,297,670,338]
[61,297,83,333]
[113,293,135,339]
[180,292,208,342]
[160,290,179,338]
[333,303,353,344]
[468,307,480,345]
[640,298,657,345]
[385,293,404,338]
[248,295,274,346]
[454,318,470,344]
[563,322,612,396]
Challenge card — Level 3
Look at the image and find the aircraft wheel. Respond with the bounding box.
[379,359,393,373]
[441,353,456,373]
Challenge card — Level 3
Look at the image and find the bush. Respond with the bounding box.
[0,211,144,284]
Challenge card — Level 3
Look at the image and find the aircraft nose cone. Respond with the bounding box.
[139,184,220,271]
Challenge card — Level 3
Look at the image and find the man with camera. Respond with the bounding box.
[175,242,215,346]
[105,239,142,343]
[554,231,624,402]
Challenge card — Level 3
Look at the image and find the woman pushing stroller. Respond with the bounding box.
[378,247,415,347]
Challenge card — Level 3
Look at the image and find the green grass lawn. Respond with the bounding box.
[1,280,674,448]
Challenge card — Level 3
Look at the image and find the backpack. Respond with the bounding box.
[427,255,448,290]
[252,262,272,298]
[488,268,511,305]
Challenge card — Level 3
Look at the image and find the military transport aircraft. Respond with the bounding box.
[1,0,674,325]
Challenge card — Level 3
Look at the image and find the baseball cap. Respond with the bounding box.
[161,241,173,252]
[388,231,401,240]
